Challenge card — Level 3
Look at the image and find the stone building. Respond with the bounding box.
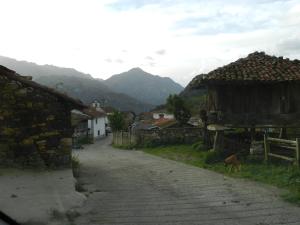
[0,65,86,167]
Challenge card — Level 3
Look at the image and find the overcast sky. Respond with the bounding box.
[0,0,299,86]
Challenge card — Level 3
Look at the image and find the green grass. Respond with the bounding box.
[143,144,300,205]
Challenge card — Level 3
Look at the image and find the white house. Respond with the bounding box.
[152,111,174,120]
[84,100,107,140]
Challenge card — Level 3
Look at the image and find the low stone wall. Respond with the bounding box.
[0,75,74,167]
[113,128,202,147]
[137,128,202,145]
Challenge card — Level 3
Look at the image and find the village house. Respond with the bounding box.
[84,100,107,140]
[71,109,91,139]
[152,110,174,120]
[190,52,300,150]
[0,65,86,167]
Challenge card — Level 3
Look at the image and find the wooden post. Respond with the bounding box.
[264,134,270,162]
[295,138,300,167]
[250,127,256,142]
[213,131,218,151]
[213,130,224,152]
[279,128,287,139]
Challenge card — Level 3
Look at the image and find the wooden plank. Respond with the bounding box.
[264,134,270,162]
[296,138,299,167]
[272,145,297,150]
[268,153,295,162]
[267,137,296,145]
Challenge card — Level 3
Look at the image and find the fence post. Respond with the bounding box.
[295,138,300,167]
[264,134,270,162]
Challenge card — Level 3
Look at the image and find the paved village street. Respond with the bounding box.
[73,136,300,225]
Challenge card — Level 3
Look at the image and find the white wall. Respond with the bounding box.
[153,113,174,120]
[88,116,107,139]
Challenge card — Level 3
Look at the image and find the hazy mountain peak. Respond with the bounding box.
[105,68,184,105]
[128,67,144,73]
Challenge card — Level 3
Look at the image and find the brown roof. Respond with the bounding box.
[83,108,106,118]
[0,65,86,109]
[195,52,300,85]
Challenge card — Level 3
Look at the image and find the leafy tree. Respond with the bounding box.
[108,111,125,131]
[166,94,191,125]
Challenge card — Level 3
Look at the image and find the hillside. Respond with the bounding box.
[0,56,153,113]
[104,67,184,105]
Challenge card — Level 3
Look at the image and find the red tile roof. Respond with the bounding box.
[197,52,300,85]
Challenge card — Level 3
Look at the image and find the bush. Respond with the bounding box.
[192,140,205,151]
[144,140,161,148]
[204,150,223,164]
[77,136,93,145]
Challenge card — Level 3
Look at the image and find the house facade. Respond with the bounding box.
[0,65,86,167]
[152,111,174,120]
[84,100,107,140]
[71,109,91,139]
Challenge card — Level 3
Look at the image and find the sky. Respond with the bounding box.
[0,0,299,86]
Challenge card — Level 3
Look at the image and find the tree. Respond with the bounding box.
[108,111,125,131]
[166,94,191,125]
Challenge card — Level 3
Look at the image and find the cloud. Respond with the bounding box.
[0,0,299,86]
[105,58,124,64]
[107,0,170,11]
[115,59,124,63]
[155,49,166,55]
[105,58,113,63]
[145,56,154,60]
[277,38,300,55]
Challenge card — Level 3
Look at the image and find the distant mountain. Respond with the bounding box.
[104,67,184,105]
[0,56,93,79]
[0,56,153,113]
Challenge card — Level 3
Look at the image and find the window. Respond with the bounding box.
[95,118,98,124]
[98,130,100,136]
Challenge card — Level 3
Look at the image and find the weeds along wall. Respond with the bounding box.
[0,75,76,167]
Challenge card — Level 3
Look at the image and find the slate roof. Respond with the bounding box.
[83,108,106,118]
[0,65,86,109]
[193,52,300,86]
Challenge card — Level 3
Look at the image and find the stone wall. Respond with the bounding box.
[137,128,203,146]
[0,75,74,167]
[113,128,202,147]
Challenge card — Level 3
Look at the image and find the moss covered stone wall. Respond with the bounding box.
[0,75,74,167]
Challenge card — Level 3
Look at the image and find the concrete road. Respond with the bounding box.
[73,136,300,225]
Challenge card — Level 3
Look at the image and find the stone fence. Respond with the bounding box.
[113,128,203,147]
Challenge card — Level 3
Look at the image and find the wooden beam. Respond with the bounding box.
[268,153,294,162]
[268,137,296,145]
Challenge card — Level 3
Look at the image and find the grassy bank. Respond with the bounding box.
[143,144,300,205]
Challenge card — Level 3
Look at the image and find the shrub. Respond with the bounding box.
[77,136,93,145]
[192,140,205,151]
[204,150,223,164]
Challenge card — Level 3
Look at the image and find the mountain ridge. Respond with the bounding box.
[0,56,152,113]
[104,67,183,105]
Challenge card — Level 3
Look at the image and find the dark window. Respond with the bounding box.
[95,119,98,124]
[98,130,100,136]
